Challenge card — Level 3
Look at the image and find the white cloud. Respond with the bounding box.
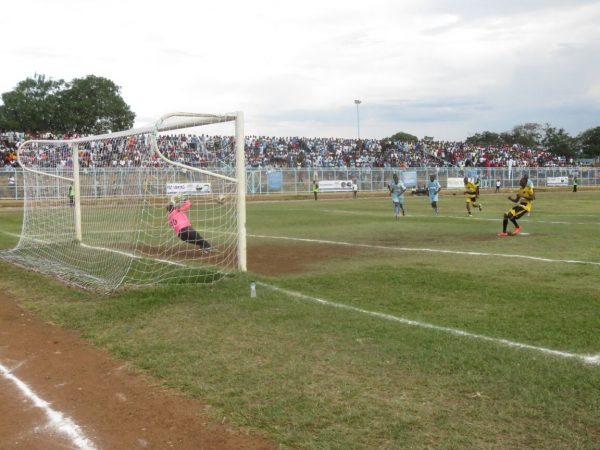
[0,0,599,140]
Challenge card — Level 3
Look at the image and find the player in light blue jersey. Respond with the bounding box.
[427,174,441,215]
[388,173,407,219]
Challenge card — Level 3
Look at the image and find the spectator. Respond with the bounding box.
[1,131,576,170]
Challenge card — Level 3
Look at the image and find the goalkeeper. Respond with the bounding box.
[167,193,211,250]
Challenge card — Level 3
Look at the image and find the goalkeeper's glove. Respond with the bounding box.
[176,192,187,202]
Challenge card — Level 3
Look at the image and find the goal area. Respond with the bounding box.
[0,112,247,292]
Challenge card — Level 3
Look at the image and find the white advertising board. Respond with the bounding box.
[166,182,212,195]
[317,180,353,192]
[401,171,417,188]
[546,177,569,187]
[447,177,465,189]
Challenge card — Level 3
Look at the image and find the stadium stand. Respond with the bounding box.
[0,132,584,170]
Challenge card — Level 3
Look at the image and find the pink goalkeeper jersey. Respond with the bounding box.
[168,200,192,235]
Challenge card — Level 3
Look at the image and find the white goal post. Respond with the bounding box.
[0,112,247,292]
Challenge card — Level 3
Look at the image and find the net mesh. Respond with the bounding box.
[0,113,243,292]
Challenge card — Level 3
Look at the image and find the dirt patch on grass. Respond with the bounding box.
[0,292,274,450]
[134,242,227,262]
[248,242,357,276]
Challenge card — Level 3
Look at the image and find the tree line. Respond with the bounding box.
[464,123,600,159]
[391,123,600,159]
[0,74,135,136]
[2,74,599,158]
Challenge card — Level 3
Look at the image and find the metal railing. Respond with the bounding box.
[1,166,597,200]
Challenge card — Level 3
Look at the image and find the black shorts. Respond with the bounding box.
[179,226,210,249]
[507,205,528,220]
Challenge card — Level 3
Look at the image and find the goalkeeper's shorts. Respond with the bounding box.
[179,226,210,249]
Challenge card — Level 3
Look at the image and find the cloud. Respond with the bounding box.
[0,0,599,141]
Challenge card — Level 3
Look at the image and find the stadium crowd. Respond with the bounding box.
[243,136,574,168]
[1,132,577,170]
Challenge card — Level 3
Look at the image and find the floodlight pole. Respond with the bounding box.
[354,99,362,140]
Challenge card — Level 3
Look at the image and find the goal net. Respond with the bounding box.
[0,112,247,292]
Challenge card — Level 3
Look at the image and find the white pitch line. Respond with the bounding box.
[322,209,600,226]
[0,361,98,450]
[80,243,188,267]
[0,231,189,267]
[0,230,21,238]
[249,233,600,266]
[257,281,600,366]
[323,209,504,222]
[0,230,50,245]
[0,231,215,272]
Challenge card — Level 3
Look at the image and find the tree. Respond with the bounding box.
[58,75,135,134]
[465,125,546,147]
[389,131,418,142]
[0,74,135,135]
[0,74,66,133]
[542,125,576,158]
[465,131,502,145]
[499,132,515,145]
[511,123,543,147]
[578,126,600,158]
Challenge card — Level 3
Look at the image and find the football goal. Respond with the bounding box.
[0,112,247,292]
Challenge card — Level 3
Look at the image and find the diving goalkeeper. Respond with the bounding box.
[167,193,211,250]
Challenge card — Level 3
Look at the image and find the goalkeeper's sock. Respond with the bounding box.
[502,218,508,233]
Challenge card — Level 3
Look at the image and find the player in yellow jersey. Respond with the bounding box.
[498,176,535,236]
[463,177,482,216]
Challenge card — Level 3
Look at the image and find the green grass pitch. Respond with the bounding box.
[1,189,599,449]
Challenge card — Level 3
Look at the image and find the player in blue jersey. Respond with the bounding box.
[388,173,407,219]
[427,174,441,215]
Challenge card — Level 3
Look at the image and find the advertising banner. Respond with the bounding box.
[401,171,417,188]
[546,177,569,187]
[267,171,283,190]
[317,180,353,192]
[447,177,464,189]
[166,182,212,195]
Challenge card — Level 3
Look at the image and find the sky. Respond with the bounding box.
[1,0,599,141]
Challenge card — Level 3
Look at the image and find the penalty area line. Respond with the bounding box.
[0,361,98,450]
[248,234,600,266]
[257,281,600,366]
[323,209,600,226]
[80,243,188,267]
